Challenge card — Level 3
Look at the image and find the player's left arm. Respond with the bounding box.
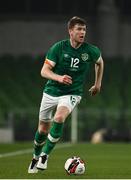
[89,56,104,96]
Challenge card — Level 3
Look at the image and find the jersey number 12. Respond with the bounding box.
[70,58,79,68]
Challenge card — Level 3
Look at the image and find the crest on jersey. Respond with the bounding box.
[81,53,88,61]
[64,54,70,58]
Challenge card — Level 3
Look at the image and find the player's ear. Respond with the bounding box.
[68,29,71,35]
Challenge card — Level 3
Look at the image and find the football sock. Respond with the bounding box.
[33,130,47,158]
[42,121,64,155]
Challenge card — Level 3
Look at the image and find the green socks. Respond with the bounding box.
[42,121,64,155]
[33,131,47,158]
[33,121,64,158]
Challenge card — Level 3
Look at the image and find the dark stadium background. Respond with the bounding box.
[0,0,131,143]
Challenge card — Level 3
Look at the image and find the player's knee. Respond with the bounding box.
[54,114,65,123]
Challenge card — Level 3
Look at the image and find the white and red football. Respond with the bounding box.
[64,156,85,175]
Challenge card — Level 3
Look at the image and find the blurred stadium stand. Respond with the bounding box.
[0,0,131,16]
[0,55,131,142]
[0,55,45,141]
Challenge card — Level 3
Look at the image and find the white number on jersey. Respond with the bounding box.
[70,58,79,68]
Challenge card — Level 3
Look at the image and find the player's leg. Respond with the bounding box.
[28,93,57,173]
[43,95,81,155]
[28,121,51,173]
[36,106,70,170]
[37,95,81,170]
[34,121,51,159]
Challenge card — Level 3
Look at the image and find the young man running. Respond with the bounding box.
[28,16,104,173]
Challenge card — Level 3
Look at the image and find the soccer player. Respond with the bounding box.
[28,16,104,173]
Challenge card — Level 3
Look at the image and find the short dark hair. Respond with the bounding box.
[68,16,87,29]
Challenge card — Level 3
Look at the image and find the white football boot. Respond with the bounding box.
[36,154,48,170]
[28,158,38,173]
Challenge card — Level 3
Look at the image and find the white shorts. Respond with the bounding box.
[39,93,81,121]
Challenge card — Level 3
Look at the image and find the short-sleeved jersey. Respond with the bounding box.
[44,39,101,97]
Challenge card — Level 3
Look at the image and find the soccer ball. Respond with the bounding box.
[64,156,85,175]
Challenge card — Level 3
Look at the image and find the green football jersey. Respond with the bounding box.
[44,39,101,96]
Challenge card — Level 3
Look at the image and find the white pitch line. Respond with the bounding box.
[0,148,32,158]
[0,143,72,158]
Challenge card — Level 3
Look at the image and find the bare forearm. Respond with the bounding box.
[41,64,72,85]
[95,59,104,87]
[89,58,104,96]
[41,67,60,82]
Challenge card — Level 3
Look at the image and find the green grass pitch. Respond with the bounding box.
[0,142,131,179]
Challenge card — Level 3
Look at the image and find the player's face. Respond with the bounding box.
[69,24,86,43]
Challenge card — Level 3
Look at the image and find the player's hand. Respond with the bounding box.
[89,85,101,96]
[58,75,72,85]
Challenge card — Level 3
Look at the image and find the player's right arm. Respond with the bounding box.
[41,59,72,85]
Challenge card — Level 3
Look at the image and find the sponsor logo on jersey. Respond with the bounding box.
[81,53,89,61]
